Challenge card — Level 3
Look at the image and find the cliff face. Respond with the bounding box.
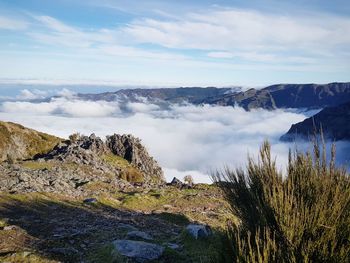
[0,121,61,162]
[280,101,350,142]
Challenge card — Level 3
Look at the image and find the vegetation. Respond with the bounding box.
[214,140,350,262]
[21,161,55,170]
[0,121,61,162]
[102,153,144,183]
[0,188,232,263]
[68,132,81,142]
[183,175,194,186]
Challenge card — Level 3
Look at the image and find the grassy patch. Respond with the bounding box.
[0,252,58,263]
[102,154,144,183]
[101,154,130,168]
[20,161,55,170]
[167,229,232,263]
[0,218,8,228]
[155,212,190,226]
[87,244,130,263]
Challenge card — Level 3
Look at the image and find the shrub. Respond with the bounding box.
[184,175,194,186]
[69,132,81,142]
[213,140,350,262]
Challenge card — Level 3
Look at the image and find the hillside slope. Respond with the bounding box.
[0,121,61,162]
[280,101,350,141]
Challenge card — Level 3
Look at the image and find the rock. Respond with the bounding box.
[127,230,153,241]
[168,177,183,187]
[118,223,139,232]
[106,134,165,184]
[165,243,181,250]
[112,240,164,262]
[83,198,98,204]
[186,224,212,239]
[3,225,18,231]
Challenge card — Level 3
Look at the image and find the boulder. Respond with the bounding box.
[168,177,183,187]
[112,240,164,262]
[186,224,212,239]
[83,198,98,204]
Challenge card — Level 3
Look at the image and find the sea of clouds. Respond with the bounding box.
[0,88,348,183]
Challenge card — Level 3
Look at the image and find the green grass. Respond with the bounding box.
[0,218,8,228]
[0,252,58,263]
[155,212,190,226]
[101,154,144,183]
[101,154,130,168]
[20,161,55,170]
[173,229,232,263]
[88,244,131,263]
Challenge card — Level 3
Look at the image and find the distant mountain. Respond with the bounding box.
[77,87,239,104]
[280,101,350,142]
[75,82,350,111]
[203,82,350,110]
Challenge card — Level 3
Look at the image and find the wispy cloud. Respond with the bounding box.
[1,3,349,84]
[124,9,350,61]
[0,16,28,30]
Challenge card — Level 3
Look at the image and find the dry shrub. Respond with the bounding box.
[214,139,350,262]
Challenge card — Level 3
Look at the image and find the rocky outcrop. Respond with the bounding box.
[42,134,109,168]
[281,101,350,142]
[0,121,61,162]
[106,134,164,183]
[0,162,129,196]
[0,124,165,195]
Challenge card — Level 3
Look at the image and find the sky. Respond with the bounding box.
[0,0,349,86]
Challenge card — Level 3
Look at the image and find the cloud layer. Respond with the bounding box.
[0,93,315,183]
[1,3,350,85]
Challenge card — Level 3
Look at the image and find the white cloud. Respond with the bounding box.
[1,98,119,117]
[16,89,43,100]
[123,9,350,60]
[0,16,28,30]
[0,97,317,182]
[56,88,76,98]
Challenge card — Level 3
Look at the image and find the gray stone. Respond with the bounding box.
[118,223,138,232]
[165,243,181,250]
[186,224,212,239]
[112,240,164,262]
[127,230,153,241]
[3,225,17,231]
[83,198,98,204]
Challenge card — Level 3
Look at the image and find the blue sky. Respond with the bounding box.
[0,0,349,86]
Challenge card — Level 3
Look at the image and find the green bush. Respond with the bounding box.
[214,140,350,262]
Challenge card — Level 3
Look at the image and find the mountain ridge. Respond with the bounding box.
[74,82,350,111]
